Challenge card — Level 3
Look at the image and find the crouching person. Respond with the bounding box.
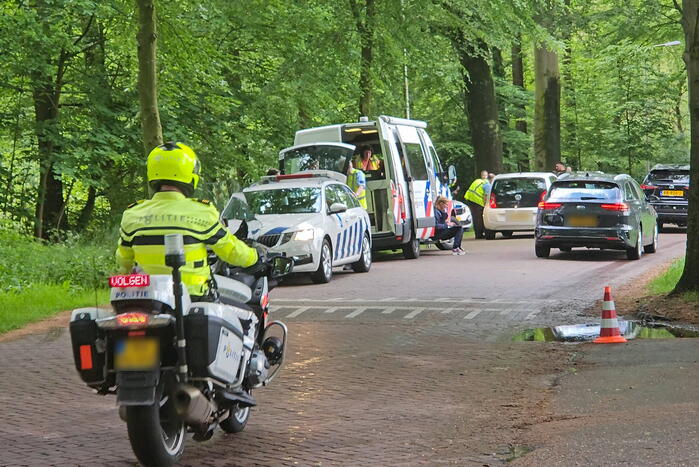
[434,196,465,255]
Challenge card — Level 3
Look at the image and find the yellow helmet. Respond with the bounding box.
[146,142,200,196]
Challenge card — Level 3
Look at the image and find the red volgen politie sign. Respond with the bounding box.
[109,274,150,288]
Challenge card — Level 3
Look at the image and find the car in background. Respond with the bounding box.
[641,164,689,231]
[534,172,658,260]
[483,173,557,239]
[452,200,473,230]
[221,171,372,284]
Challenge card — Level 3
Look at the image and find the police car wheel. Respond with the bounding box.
[311,240,333,283]
[352,233,372,273]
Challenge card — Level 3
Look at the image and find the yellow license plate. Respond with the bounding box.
[115,338,159,370]
[509,210,532,222]
[661,190,683,197]
[567,215,598,227]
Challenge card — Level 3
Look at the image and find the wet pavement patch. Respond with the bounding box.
[513,321,699,342]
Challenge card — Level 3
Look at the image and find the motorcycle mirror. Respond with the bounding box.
[271,256,294,278]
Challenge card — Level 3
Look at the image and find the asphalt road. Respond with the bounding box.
[0,229,689,466]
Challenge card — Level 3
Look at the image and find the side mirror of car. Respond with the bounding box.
[328,202,348,214]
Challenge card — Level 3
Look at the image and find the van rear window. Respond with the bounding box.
[404,143,428,179]
[548,181,621,202]
[647,170,689,184]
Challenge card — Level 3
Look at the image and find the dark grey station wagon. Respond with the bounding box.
[534,172,658,260]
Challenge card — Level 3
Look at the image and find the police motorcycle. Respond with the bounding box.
[68,230,292,466]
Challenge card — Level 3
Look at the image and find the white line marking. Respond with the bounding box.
[403,308,424,319]
[379,297,397,302]
[381,307,396,314]
[435,297,451,302]
[286,307,309,318]
[499,308,513,315]
[324,307,338,314]
[441,307,456,314]
[525,310,542,320]
[345,307,366,319]
[464,310,482,320]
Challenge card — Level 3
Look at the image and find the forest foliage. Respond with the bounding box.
[0,0,689,238]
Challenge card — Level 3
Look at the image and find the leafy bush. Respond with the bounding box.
[0,220,114,293]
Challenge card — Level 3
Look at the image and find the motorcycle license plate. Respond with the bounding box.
[661,190,684,197]
[114,338,159,370]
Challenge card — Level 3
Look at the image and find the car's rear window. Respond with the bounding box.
[547,181,621,202]
[491,177,547,208]
[646,170,689,184]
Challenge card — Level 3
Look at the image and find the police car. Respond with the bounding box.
[221,171,372,284]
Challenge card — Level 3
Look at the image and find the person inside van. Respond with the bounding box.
[355,144,382,172]
[434,196,466,255]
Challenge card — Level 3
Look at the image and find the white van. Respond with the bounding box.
[279,116,456,259]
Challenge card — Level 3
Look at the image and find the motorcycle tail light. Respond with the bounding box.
[116,312,150,328]
[79,345,93,370]
[261,294,269,309]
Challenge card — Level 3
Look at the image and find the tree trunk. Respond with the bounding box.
[534,45,561,172]
[136,0,163,155]
[511,39,529,171]
[32,64,66,238]
[674,0,699,293]
[458,41,503,174]
[76,185,97,231]
[511,41,527,135]
[350,0,375,117]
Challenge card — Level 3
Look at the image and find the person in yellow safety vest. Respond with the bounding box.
[346,160,368,209]
[116,142,259,300]
[465,170,489,239]
[354,145,382,172]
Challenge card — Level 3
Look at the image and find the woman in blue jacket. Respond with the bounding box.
[434,196,466,255]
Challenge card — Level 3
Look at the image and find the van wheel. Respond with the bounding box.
[352,234,372,272]
[484,229,496,240]
[436,238,454,250]
[311,240,333,283]
[403,235,420,259]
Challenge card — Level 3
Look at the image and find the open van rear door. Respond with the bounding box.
[395,125,435,240]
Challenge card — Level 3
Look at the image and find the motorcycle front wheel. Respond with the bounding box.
[126,373,186,467]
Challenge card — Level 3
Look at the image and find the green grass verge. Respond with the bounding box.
[0,284,109,334]
[647,257,699,301]
[648,258,685,295]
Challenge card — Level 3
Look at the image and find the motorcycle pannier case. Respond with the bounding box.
[69,307,113,387]
[184,302,257,385]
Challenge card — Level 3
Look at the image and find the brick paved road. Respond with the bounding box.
[0,234,685,466]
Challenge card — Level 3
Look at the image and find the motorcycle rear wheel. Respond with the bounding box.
[126,373,186,467]
[220,405,251,433]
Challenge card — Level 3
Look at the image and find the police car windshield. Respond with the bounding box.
[245,188,322,215]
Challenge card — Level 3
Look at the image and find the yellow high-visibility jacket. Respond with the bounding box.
[116,191,258,297]
[465,178,487,206]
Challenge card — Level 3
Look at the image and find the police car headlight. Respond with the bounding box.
[293,228,315,241]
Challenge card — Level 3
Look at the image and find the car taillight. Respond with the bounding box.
[539,190,547,202]
[640,184,656,190]
[116,312,150,328]
[600,203,629,212]
[489,194,497,209]
[538,202,562,210]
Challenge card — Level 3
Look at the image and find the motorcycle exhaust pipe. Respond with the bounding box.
[173,384,215,425]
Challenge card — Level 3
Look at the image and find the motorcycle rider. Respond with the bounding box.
[116,142,259,301]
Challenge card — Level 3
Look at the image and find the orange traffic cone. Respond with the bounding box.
[593,286,627,344]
